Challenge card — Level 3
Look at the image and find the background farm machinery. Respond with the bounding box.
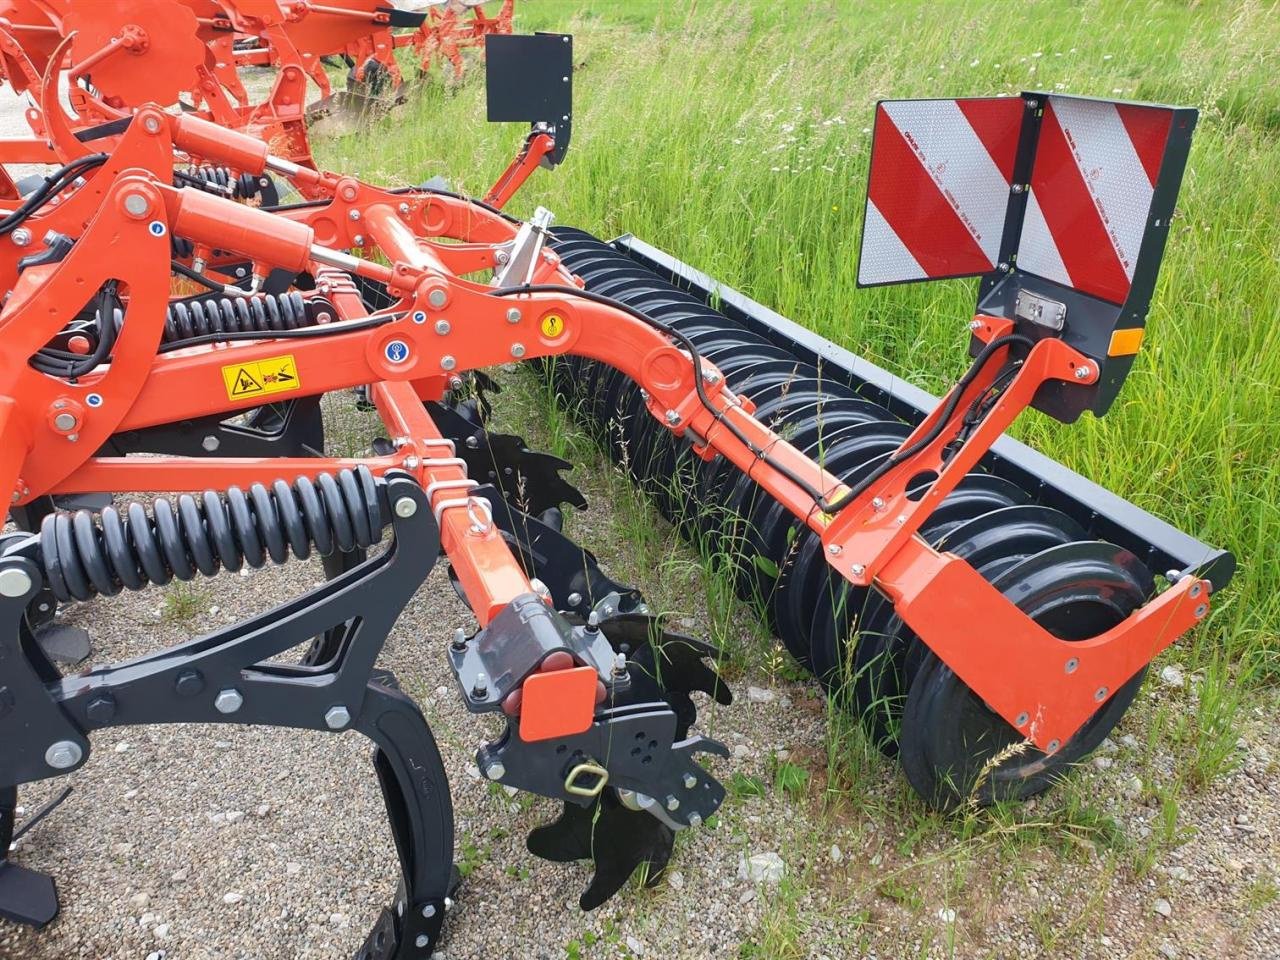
[0,12,1234,958]
[0,0,516,178]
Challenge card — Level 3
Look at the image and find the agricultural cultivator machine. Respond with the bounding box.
[0,0,518,187]
[0,6,1233,953]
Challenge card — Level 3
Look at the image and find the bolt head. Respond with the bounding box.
[348,209,361,221]
[352,234,365,246]
[398,202,410,215]
[566,591,583,607]
[0,568,33,598]
[850,563,866,577]
[175,669,204,696]
[687,811,703,828]
[1094,686,1109,702]
[827,544,841,555]
[86,694,116,724]
[682,773,697,789]
[505,307,522,323]
[440,355,457,371]
[214,688,243,714]
[1064,657,1079,674]
[325,705,351,730]
[871,496,886,510]
[45,740,82,770]
[510,343,526,358]
[394,497,418,518]
[427,288,448,308]
[664,410,680,425]
[665,795,680,812]
[434,319,451,335]
[415,934,429,949]
[201,434,220,452]
[11,227,31,247]
[422,903,436,919]
[1074,366,1091,380]
[1014,712,1029,727]
[1046,739,1061,753]
[484,760,505,781]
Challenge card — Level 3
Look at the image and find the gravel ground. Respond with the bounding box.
[2,383,1277,960]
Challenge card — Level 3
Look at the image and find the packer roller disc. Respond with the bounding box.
[846,504,1088,754]
[898,540,1154,809]
[802,473,1031,677]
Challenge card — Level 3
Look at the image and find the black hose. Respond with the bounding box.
[494,281,1034,516]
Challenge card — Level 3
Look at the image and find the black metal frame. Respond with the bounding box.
[609,234,1235,591]
[0,474,453,958]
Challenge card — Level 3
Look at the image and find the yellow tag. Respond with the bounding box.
[221,354,300,401]
[540,313,565,338]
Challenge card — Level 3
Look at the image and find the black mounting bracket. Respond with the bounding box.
[485,33,573,166]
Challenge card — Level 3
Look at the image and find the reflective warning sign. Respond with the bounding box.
[221,354,300,401]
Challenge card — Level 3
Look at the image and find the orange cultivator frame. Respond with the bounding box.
[0,99,1210,755]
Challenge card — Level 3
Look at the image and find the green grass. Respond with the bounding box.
[315,5,1280,943]
[322,0,1280,688]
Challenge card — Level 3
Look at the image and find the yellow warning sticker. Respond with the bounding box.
[221,354,300,401]
[540,313,565,338]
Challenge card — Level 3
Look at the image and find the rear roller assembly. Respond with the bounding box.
[545,228,1164,808]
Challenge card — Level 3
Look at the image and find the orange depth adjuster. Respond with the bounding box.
[518,665,598,742]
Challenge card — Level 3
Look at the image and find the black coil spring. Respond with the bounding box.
[39,467,382,602]
[161,291,326,344]
[179,165,264,201]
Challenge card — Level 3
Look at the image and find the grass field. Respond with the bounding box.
[326,0,1279,678]
[318,3,1280,953]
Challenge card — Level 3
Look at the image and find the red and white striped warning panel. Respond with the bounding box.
[1016,96,1173,304]
[857,97,1024,287]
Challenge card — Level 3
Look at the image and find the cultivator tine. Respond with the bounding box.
[428,400,588,514]
[0,785,59,929]
[0,471,458,953]
[527,792,675,910]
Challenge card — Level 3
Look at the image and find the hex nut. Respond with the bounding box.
[325,705,351,730]
[214,688,244,714]
[86,695,117,724]
[175,670,205,697]
[45,740,83,770]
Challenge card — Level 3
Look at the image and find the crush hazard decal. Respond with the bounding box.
[221,354,300,401]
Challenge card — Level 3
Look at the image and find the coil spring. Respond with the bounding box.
[39,467,383,603]
[162,291,327,344]
[180,165,264,201]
